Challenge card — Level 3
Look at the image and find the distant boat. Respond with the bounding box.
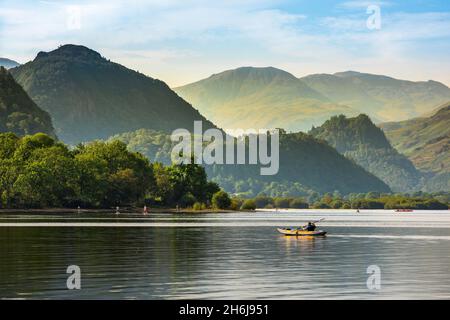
[395,209,413,212]
[277,228,327,236]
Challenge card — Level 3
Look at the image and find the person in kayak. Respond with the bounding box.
[303,222,316,231]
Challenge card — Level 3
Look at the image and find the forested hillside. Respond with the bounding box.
[11,45,215,144]
[0,67,55,137]
[380,103,450,192]
[309,114,422,192]
[109,128,391,197]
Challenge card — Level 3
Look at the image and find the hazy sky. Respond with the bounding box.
[1,0,449,87]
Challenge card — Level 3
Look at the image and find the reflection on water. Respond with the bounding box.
[0,211,450,299]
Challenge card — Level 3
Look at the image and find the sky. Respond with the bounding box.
[0,0,449,87]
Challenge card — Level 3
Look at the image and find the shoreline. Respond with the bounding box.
[0,208,448,215]
[0,207,240,214]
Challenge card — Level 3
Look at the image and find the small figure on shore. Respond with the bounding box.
[77,206,81,214]
[356,208,360,213]
[143,205,148,215]
[176,204,179,212]
[115,206,120,215]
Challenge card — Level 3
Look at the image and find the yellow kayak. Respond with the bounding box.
[277,228,327,236]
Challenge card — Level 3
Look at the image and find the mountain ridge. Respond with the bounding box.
[0,67,55,137]
[309,113,422,192]
[302,71,450,122]
[0,58,20,69]
[380,103,450,192]
[380,102,450,175]
[108,128,391,196]
[10,44,216,144]
[174,66,356,132]
[175,66,450,133]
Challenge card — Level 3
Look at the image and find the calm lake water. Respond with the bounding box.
[1,210,450,299]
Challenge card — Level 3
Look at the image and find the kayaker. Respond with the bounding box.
[303,222,316,231]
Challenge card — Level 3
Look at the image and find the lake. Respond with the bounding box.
[1,210,450,299]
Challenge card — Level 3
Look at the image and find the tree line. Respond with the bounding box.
[0,133,222,209]
[240,192,449,210]
[1,132,448,211]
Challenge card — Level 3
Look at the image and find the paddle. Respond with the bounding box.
[297,218,324,230]
[288,218,325,231]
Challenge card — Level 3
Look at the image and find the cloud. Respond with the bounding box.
[0,1,301,51]
[0,0,449,87]
[320,11,450,41]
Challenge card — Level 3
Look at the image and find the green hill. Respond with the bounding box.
[109,128,391,196]
[309,114,422,192]
[174,67,356,132]
[0,67,55,137]
[10,45,215,144]
[380,103,450,192]
[302,71,450,122]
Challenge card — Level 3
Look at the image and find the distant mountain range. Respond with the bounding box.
[0,58,20,69]
[174,67,357,132]
[175,67,450,132]
[309,114,422,192]
[302,71,450,122]
[10,45,215,144]
[110,128,391,196]
[0,67,55,137]
[380,103,450,192]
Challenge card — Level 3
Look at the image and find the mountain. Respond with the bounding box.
[174,67,356,132]
[380,103,450,192]
[0,67,55,137]
[301,71,450,122]
[109,128,391,196]
[309,114,422,192]
[380,103,450,173]
[0,58,20,69]
[175,67,450,132]
[10,45,215,144]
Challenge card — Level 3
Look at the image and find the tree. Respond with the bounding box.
[13,150,78,207]
[229,198,243,210]
[212,190,231,209]
[254,195,273,208]
[0,133,19,159]
[366,191,380,199]
[289,198,309,209]
[0,133,225,209]
[241,199,256,210]
[73,153,109,207]
[274,197,290,208]
[152,162,174,205]
[153,162,216,207]
[193,202,205,210]
[75,140,154,207]
[13,133,57,162]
